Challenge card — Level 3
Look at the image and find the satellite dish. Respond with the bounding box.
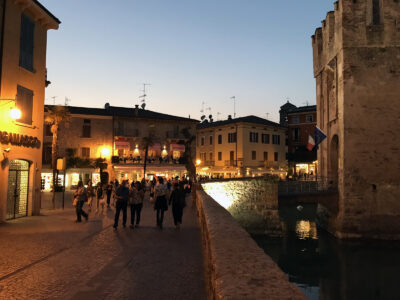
[141,103,146,109]
[201,115,206,121]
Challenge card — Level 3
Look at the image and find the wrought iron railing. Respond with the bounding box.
[278,177,338,195]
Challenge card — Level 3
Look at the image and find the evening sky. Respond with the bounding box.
[40,0,334,122]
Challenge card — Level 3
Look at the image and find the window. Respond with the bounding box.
[209,136,213,145]
[274,152,278,162]
[82,119,91,138]
[81,147,90,158]
[272,134,281,145]
[209,152,213,161]
[201,136,205,146]
[218,152,222,161]
[19,14,35,71]
[45,124,53,136]
[292,116,299,124]
[261,134,270,144]
[372,0,380,25]
[292,128,300,142]
[218,135,222,144]
[230,151,234,161]
[306,115,313,123]
[42,146,52,164]
[228,132,237,143]
[252,151,256,160]
[249,132,258,143]
[16,85,33,125]
[264,151,268,161]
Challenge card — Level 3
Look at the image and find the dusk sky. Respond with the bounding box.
[41,0,334,122]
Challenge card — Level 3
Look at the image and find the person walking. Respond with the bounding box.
[169,182,186,229]
[106,182,113,208]
[74,181,89,222]
[154,177,168,229]
[113,180,129,229]
[96,183,105,214]
[129,181,145,229]
[87,180,95,212]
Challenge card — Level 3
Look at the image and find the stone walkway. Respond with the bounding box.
[0,193,206,300]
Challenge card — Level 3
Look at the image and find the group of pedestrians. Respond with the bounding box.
[73,177,189,230]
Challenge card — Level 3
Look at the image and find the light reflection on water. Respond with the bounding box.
[252,203,400,300]
[295,220,318,240]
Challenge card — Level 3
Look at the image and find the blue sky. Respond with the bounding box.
[40,0,334,122]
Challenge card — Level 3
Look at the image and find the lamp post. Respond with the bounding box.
[0,99,22,121]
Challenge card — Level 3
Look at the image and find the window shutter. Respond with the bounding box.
[19,14,35,71]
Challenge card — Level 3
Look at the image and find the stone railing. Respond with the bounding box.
[194,185,306,300]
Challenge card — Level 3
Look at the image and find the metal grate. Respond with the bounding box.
[6,160,29,220]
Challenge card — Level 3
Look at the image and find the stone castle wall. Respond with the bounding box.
[201,178,282,236]
[312,0,400,239]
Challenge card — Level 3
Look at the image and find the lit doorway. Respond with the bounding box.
[6,160,30,220]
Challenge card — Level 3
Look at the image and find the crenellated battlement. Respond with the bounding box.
[312,0,400,76]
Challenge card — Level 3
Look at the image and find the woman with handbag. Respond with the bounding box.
[74,181,89,222]
[154,177,168,229]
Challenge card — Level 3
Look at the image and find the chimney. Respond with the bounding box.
[228,115,232,120]
[134,104,139,116]
[105,102,110,109]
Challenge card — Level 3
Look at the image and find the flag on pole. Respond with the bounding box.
[314,126,327,150]
[307,135,315,151]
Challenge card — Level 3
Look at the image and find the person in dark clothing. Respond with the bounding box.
[154,177,168,229]
[74,181,88,222]
[129,181,144,228]
[169,182,186,229]
[113,180,129,229]
[106,182,113,208]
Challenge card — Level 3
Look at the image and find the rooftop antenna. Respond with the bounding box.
[64,97,71,106]
[51,96,57,105]
[286,97,290,103]
[230,96,236,118]
[303,100,309,106]
[200,101,206,120]
[139,83,151,106]
[265,113,269,120]
[217,112,221,121]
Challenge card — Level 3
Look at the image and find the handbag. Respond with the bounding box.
[73,197,78,207]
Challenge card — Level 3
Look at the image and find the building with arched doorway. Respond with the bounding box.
[0,0,60,222]
[312,0,400,239]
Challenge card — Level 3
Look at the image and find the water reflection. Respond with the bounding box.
[253,203,400,300]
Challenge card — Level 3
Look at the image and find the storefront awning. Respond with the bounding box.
[149,143,161,151]
[170,144,185,152]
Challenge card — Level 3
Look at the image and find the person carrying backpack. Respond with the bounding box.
[74,181,89,222]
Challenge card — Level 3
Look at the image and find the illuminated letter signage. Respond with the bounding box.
[0,131,41,148]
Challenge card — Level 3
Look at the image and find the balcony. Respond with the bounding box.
[112,155,186,165]
[224,160,237,167]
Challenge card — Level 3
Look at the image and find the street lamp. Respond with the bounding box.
[10,108,21,120]
[196,159,201,166]
[100,147,111,158]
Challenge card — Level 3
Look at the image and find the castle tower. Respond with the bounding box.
[312,0,400,239]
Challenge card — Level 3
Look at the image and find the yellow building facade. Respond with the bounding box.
[196,116,287,178]
[0,0,59,221]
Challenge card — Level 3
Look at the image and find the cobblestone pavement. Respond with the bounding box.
[0,192,207,300]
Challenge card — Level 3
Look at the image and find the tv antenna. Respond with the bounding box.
[51,96,57,105]
[230,96,236,118]
[217,112,221,121]
[303,100,310,106]
[64,97,71,106]
[139,83,151,107]
[265,113,269,120]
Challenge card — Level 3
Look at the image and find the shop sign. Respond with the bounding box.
[170,144,185,152]
[0,131,41,148]
[115,141,130,149]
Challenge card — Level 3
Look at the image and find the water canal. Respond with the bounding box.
[252,203,400,300]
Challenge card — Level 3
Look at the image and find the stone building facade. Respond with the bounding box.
[0,0,59,221]
[196,116,286,178]
[312,0,400,239]
[42,104,198,189]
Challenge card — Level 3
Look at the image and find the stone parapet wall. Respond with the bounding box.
[195,187,306,300]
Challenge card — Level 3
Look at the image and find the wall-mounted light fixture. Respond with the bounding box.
[0,99,22,120]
